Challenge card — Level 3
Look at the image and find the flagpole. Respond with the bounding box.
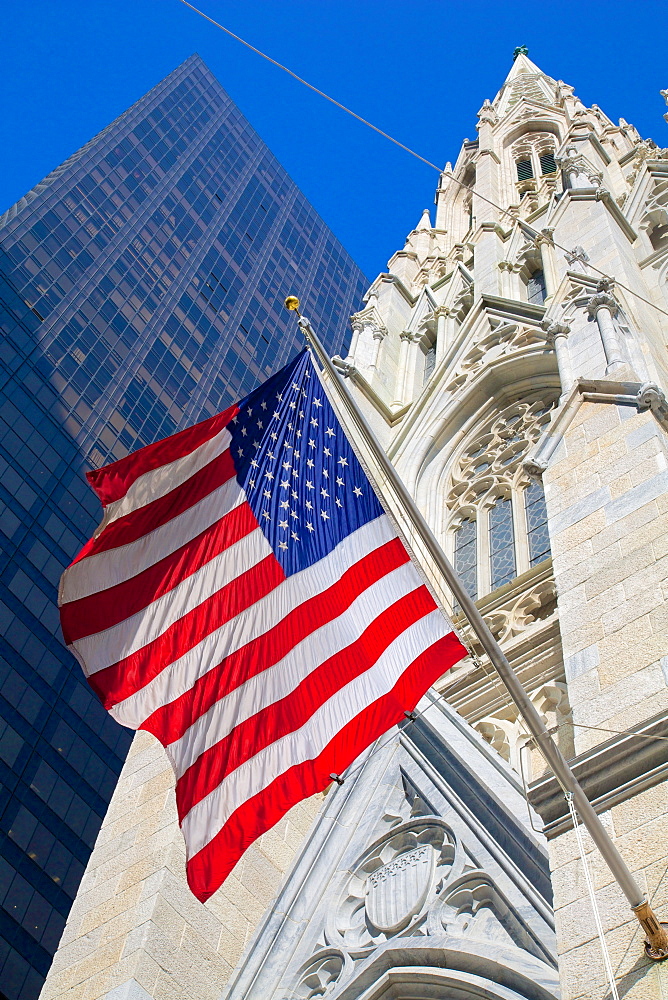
[284,297,668,960]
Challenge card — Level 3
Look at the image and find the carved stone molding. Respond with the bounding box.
[564,245,590,272]
[626,139,668,187]
[350,307,388,339]
[533,227,555,248]
[529,709,668,838]
[556,148,603,189]
[637,381,668,420]
[540,318,570,343]
[524,377,668,476]
[586,290,618,319]
[331,356,358,379]
[442,320,547,396]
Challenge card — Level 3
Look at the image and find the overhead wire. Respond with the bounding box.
[331,691,668,788]
[178,0,668,321]
[176,0,442,173]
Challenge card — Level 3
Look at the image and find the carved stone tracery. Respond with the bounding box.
[447,397,557,511]
[638,177,668,249]
[474,680,572,777]
[474,578,557,647]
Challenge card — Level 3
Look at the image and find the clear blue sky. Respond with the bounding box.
[3,1,667,280]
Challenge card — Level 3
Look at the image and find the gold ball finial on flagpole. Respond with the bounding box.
[284,295,300,312]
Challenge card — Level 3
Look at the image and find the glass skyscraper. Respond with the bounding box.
[0,53,367,1000]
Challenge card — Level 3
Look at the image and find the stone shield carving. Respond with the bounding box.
[365,844,435,934]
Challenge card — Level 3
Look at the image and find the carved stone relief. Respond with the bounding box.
[293,951,349,999]
[332,819,456,953]
[626,141,668,189]
[639,177,668,248]
[292,775,553,999]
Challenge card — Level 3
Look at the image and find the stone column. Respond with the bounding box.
[472,101,502,297]
[347,318,363,362]
[536,229,559,299]
[392,330,414,408]
[586,284,624,373]
[498,260,514,298]
[542,319,573,392]
[559,146,583,189]
[370,328,385,369]
[433,306,450,365]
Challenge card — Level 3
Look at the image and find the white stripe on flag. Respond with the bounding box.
[73,526,271,675]
[168,561,426,777]
[98,425,233,529]
[110,514,394,727]
[61,473,244,603]
[182,609,446,857]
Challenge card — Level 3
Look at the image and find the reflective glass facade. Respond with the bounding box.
[0,54,367,999]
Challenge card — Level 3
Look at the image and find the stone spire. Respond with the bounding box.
[407,208,433,260]
[495,51,559,113]
[416,207,432,230]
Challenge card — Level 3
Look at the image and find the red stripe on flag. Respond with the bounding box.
[86,404,238,506]
[143,536,409,746]
[61,503,257,644]
[184,630,467,901]
[72,449,237,566]
[88,553,285,709]
[174,586,437,821]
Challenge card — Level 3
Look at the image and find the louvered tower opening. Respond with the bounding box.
[516,159,534,181]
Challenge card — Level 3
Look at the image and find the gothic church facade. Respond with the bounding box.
[41,53,668,1000]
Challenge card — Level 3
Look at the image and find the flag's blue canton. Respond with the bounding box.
[229,350,384,576]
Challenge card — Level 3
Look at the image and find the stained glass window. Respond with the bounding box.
[489,497,516,590]
[454,518,477,600]
[525,481,551,566]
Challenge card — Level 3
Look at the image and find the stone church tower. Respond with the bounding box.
[40,53,668,1000]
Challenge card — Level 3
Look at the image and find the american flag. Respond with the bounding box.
[59,349,466,901]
